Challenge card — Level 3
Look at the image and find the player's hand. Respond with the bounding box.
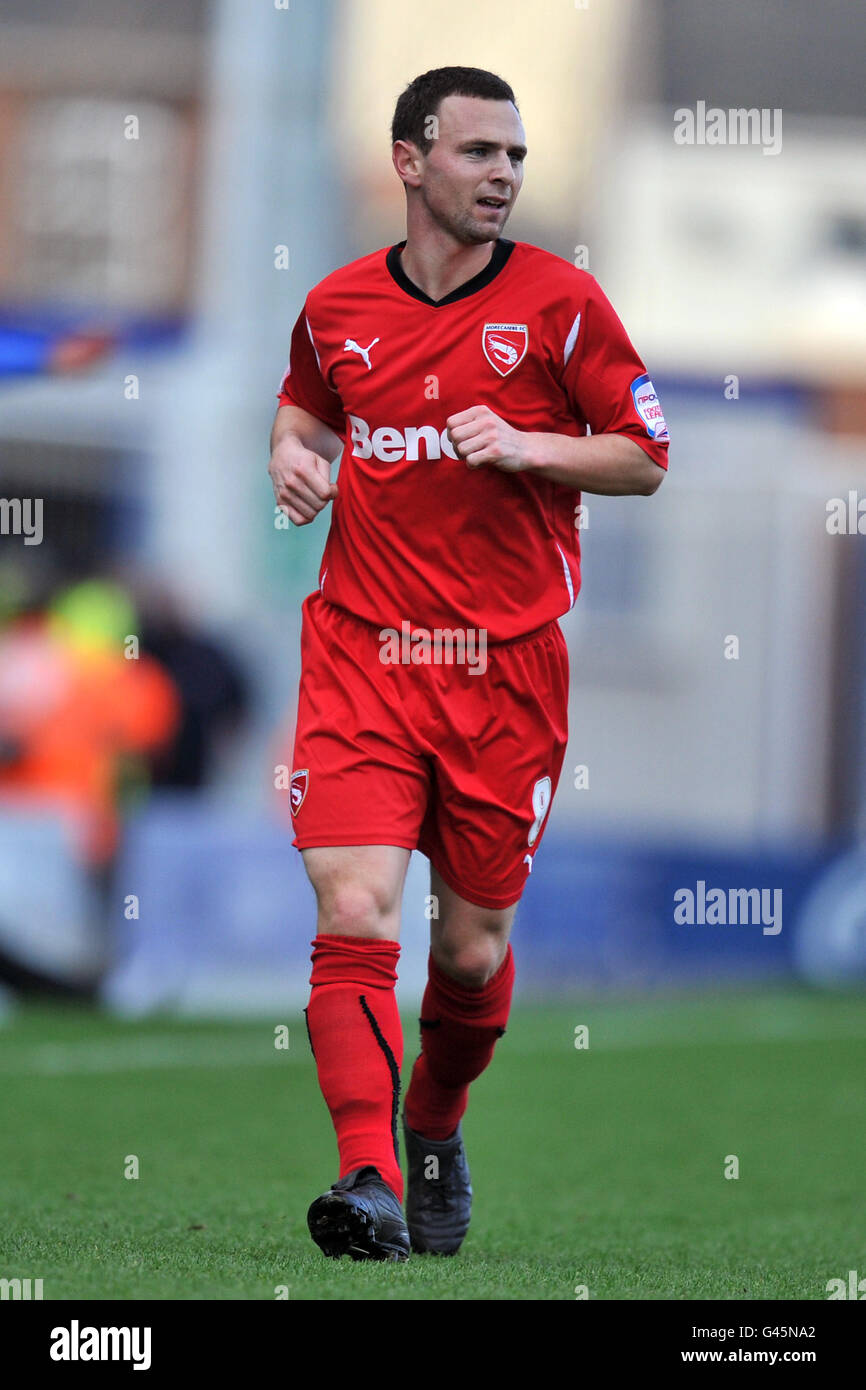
[445,405,528,473]
[269,436,338,526]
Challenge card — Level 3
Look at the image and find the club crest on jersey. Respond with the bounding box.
[290,769,309,815]
[630,374,669,440]
[482,323,528,377]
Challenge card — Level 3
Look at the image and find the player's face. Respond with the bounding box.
[415,96,526,244]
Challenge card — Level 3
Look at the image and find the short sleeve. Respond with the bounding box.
[276,304,345,436]
[561,277,669,470]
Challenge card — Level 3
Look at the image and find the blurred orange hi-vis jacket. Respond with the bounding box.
[0,618,180,866]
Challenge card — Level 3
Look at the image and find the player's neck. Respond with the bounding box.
[398,231,496,304]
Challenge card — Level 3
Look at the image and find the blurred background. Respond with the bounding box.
[1,0,865,1015]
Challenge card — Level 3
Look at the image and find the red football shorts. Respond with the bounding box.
[289,591,569,909]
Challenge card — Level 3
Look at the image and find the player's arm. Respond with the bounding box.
[270,400,342,462]
[268,403,340,526]
[269,403,341,526]
[446,411,663,495]
[448,276,668,496]
[525,430,663,494]
[270,294,345,526]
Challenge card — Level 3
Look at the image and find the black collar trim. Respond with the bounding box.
[385,238,514,307]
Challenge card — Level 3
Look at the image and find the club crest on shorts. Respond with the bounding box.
[290,768,309,815]
[482,323,528,377]
[528,775,552,847]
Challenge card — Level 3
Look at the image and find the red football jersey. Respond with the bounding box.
[277,238,668,642]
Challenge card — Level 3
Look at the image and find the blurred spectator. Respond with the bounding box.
[138,585,249,789]
[0,578,179,870]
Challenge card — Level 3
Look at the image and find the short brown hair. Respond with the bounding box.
[391,66,518,155]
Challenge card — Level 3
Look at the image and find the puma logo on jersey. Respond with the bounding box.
[344,337,380,370]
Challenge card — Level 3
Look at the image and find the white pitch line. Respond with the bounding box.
[1,1013,864,1076]
[513,1019,866,1054]
[0,1034,302,1076]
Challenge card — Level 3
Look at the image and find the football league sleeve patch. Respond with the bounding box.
[629,373,669,442]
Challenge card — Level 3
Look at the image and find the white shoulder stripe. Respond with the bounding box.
[304,314,341,395]
[305,315,323,371]
[562,311,581,368]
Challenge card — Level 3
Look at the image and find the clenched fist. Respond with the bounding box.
[445,404,529,472]
[269,435,338,526]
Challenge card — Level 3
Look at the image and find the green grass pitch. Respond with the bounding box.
[1,989,864,1300]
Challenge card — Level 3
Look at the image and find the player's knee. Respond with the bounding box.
[318,883,395,939]
[436,938,504,988]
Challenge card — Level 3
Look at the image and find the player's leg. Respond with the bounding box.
[303,843,414,1261]
[401,872,517,1255]
[304,843,409,1200]
[404,867,516,1136]
[288,592,430,1257]
[305,843,408,942]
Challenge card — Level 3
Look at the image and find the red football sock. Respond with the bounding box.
[403,944,515,1140]
[305,934,404,1201]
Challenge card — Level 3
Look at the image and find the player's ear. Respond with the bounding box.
[392,140,422,188]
